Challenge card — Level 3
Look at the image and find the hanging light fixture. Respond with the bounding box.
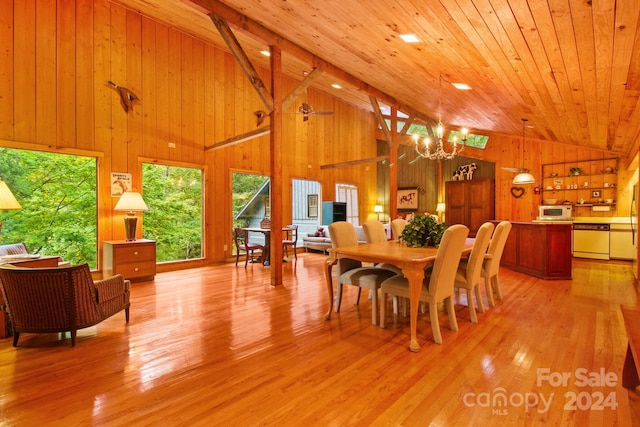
[413,75,469,161]
[512,118,536,185]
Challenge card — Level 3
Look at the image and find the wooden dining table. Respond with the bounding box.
[325,238,474,352]
[241,227,292,266]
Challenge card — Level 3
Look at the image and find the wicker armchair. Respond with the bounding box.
[0,263,130,347]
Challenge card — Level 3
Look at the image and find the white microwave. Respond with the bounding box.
[538,205,573,221]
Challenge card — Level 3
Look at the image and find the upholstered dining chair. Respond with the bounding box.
[391,218,407,240]
[482,221,513,307]
[379,224,469,344]
[362,220,402,276]
[453,222,494,323]
[0,263,130,347]
[234,228,264,268]
[282,225,299,260]
[328,221,397,325]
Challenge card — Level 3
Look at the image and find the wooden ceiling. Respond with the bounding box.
[113,0,640,158]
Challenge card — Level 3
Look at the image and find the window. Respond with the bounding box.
[449,131,489,149]
[142,163,204,262]
[232,172,270,250]
[0,147,97,268]
[336,183,359,225]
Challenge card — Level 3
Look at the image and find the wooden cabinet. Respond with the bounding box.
[103,239,156,281]
[541,157,618,213]
[497,221,572,280]
[445,179,495,236]
[322,202,347,225]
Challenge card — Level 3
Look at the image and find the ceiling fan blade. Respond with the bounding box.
[311,111,334,115]
[501,166,527,173]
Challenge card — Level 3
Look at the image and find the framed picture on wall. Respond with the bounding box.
[111,172,132,197]
[397,188,418,211]
[307,194,318,218]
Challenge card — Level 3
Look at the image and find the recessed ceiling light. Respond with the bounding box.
[452,82,472,90]
[331,84,342,89]
[260,50,271,57]
[399,34,420,43]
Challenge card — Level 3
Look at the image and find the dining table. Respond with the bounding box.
[241,227,292,266]
[325,238,474,352]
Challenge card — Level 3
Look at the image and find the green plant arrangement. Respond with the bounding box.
[398,214,448,247]
[569,167,583,176]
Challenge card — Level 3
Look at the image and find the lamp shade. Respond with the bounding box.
[0,180,21,210]
[436,203,446,213]
[512,172,536,185]
[374,205,383,213]
[114,191,148,212]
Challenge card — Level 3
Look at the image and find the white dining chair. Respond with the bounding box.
[329,221,398,325]
[482,221,512,307]
[391,218,407,240]
[362,220,402,275]
[379,224,469,344]
[453,222,494,323]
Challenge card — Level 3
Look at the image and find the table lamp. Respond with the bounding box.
[436,202,446,223]
[0,180,22,235]
[114,191,148,241]
[374,205,383,221]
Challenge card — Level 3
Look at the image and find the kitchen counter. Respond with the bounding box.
[494,221,572,280]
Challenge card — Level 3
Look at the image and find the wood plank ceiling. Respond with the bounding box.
[113,0,640,158]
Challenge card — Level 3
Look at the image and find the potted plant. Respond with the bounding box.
[399,214,448,247]
[570,167,583,176]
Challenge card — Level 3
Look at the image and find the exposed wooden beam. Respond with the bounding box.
[204,126,270,150]
[320,155,389,170]
[282,68,323,111]
[370,96,391,144]
[208,13,274,113]
[193,0,427,117]
[400,116,415,136]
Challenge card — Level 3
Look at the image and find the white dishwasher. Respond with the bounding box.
[573,223,610,260]
[610,223,635,260]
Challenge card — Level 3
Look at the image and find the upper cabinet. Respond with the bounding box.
[541,158,619,212]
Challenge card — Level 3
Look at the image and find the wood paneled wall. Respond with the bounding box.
[1,0,378,266]
[385,132,636,222]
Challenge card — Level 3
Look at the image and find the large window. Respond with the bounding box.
[0,147,97,267]
[142,163,204,262]
[231,172,270,249]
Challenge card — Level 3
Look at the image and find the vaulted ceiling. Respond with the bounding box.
[113,0,640,158]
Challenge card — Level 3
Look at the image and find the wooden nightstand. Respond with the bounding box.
[103,239,156,281]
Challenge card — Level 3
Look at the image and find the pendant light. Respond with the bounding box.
[512,118,536,185]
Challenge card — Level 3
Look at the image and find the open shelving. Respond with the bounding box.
[541,157,619,211]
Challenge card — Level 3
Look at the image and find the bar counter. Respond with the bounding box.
[492,221,573,280]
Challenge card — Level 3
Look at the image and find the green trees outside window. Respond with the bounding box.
[142,163,203,262]
[0,148,97,268]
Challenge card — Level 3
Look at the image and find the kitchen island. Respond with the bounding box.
[493,221,573,280]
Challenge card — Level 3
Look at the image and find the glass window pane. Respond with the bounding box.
[142,163,203,262]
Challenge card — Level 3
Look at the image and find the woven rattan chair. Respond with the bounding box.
[0,263,130,347]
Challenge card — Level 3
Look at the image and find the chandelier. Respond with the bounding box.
[413,123,468,160]
[413,75,469,161]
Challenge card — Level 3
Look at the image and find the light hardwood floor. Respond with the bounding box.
[0,253,638,426]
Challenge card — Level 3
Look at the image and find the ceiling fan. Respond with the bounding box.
[298,101,334,122]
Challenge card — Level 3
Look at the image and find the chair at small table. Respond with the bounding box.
[362,220,402,276]
[380,224,469,344]
[234,228,264,268]
[282,225,299,260]
[0,263,130,347]
[453,222,494,323]
[329,221,397,325]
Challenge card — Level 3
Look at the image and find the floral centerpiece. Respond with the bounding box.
[399,213,448,247]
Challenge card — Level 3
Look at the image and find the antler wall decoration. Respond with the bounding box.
[107,81,141,113]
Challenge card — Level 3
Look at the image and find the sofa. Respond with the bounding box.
[302,225,368,253]
[0,243,70,267]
